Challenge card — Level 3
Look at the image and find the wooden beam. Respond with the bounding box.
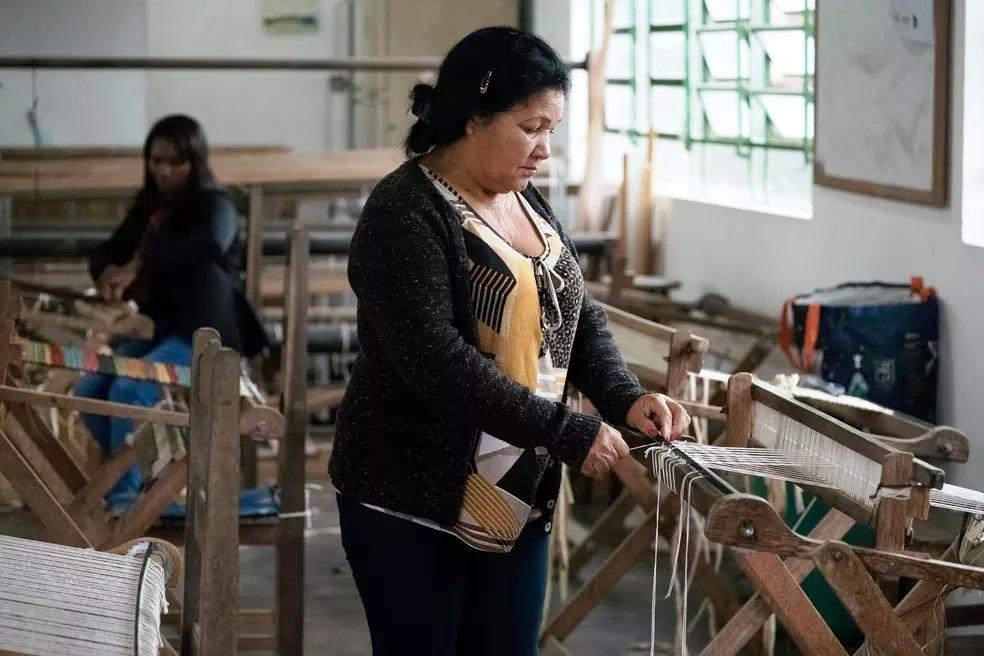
[567,488,636,575]
[734,550,848,656]
[278,226,310,656]
[0,426,92,547]
[104,459,188,548]
[699,508,855,656]
[0,385,188,426]
[814,542,924,656]
[6,401,88,491]
[705,494,984,589]
[541,504,660,642]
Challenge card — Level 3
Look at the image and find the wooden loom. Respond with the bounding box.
[162,227,310,655]
[565,302,713,576]
[621,373,982,656]
[0,535,183,656]
[665,373,984,656]
[544,317,970,654]
[8,278,155,345]
[0,228,309,654]
[545,306,756,653]
[0,327,240,656]
[177,327,243,656]
[586,277,778,381]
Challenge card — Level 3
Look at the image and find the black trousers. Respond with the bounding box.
[337,494,550,656]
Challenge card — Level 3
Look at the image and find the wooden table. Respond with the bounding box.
[0,147,406,303]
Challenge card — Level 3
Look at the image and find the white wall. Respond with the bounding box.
[144,0,351,151]
[537,1,983,487]
[661,1,984,488]
[961,1,984,249]
[0,0,148,146]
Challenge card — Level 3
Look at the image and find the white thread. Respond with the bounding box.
[0,535,168,655]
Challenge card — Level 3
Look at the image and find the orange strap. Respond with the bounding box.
[778,297,821,373]
[910,276,936,301]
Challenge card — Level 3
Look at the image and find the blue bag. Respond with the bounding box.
[779,278,939,422]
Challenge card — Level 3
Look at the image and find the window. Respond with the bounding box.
[589,0,815,211]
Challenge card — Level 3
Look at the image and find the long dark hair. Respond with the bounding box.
[404,27,571,157]
[136,114,215,210]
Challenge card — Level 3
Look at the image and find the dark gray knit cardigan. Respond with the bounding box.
[329,157,646,529]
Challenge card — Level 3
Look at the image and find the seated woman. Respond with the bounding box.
[77,114,268,510]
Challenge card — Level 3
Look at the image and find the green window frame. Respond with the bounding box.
[597,0,815,162]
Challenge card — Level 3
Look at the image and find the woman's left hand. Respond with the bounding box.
[626,393,691,441]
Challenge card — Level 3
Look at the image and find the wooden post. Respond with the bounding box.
[666,330,695,399]
[874,452,913,553]
[242,186,264,488]
[814,541,924,656]
[724,373,754,447]
[874,451,914,601]
[182,329,240,656]
[0,426,91,547]
[733,550,849,656]
[244,186,264,307]
[635,129,657,275]
[201,346,241,655]
[181,329,214,654]
[541,504,660,642]
[699,508,855,656]
[278,225,309,656]
[574,0,614,232]
[0,280,14,386]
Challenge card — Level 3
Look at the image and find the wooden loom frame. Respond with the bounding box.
[566,301,712,575]
[543,368,969,655]
[178,327,242,656]
[161,226,310,655]
[0,228,308,654]
[586,278,778,383]
[8,278,155,343]
[0,330,240,656]
[683,374,974,656]
[693,374,981,656]
[545,305,757,652]
[0,535,185,656]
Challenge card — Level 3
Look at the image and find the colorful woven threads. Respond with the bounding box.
[22,340,191,387]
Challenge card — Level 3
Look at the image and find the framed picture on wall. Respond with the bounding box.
[263,0,320,34]
[813,0,950,206]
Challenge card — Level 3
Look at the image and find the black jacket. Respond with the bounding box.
[329,158,645,529]
[89,186,269,357]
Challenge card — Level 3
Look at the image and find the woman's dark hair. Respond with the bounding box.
[137,114,215,208]
[404,27,571,156]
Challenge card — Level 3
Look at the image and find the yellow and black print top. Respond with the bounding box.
[362,164,585,552]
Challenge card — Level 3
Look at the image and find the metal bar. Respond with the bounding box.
[0,55,587,71]
[650,23,686,32]
[749,24,809,32]
[603,127,808,150]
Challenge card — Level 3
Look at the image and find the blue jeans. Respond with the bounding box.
[73,336,192,500]
[337,494,550,656]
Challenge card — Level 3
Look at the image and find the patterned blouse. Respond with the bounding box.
[361,164,586,552]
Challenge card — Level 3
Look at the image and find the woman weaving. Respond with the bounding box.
[330,27,691,655]
[76,114,268,510]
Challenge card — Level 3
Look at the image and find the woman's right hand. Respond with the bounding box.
[581,422,630,478]
[96,259,140,302]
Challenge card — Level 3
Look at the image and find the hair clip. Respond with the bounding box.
[479,69,493,95]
